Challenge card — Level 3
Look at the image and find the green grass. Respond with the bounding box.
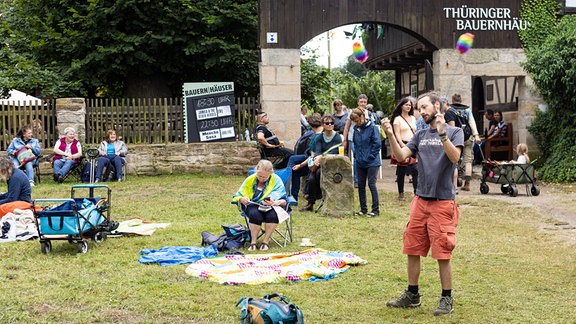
[1,174,575,323]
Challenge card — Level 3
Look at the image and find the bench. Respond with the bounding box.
[485,123,513,161]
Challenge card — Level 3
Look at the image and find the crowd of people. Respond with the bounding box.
[247,91,528,316]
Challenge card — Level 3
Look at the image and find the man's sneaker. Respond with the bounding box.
[367,212,379,217]
[354,211,366,216]
[386,290,422,308]
[433,296,454,316]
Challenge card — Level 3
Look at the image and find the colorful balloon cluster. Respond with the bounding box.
[352,41,368,63]
[456,33,475,54]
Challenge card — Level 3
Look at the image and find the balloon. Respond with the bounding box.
[352,41,369,63]
[456,33,474,54]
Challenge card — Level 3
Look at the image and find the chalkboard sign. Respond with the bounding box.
[183,82,236,143]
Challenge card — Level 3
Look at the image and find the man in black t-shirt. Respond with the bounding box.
[254,112,293,169]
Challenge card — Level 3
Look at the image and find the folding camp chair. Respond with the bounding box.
[232,167,297,248]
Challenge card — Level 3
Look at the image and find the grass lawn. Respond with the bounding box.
[1,173,575,323]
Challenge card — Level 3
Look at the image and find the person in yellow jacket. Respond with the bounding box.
[232,160,287,251]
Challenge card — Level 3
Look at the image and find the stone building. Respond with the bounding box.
[257,0,576,156]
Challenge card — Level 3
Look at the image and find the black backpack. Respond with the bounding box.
[449,106,473,139]
[293,130,315,155]
[201,224,250,251]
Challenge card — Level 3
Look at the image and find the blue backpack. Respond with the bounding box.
[237,293,304,324]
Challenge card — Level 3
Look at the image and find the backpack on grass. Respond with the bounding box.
[237,292,304,324]
[201,224,250,251]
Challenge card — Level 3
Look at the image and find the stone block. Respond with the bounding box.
[319,155,354,217]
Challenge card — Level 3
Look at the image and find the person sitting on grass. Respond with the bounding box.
[0,157,34,218]
[232,160,287,251]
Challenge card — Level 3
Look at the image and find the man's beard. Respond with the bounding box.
[425,115,436,125]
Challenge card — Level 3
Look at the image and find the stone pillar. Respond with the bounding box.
[259,48,301,149]
[319,155,354,217]
[55,98,86,143]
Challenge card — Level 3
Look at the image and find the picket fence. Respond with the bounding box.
[0,97,260,149]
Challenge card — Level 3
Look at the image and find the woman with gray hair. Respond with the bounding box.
[232,160,287,251]
[0,157,34,218]
[52,127,83,183]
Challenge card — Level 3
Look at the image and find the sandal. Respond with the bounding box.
[259,242,269,251]
[247,243,257,251]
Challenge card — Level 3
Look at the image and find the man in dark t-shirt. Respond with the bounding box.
[254,112,293,169]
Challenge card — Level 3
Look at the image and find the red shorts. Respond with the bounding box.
[402,196,460,260]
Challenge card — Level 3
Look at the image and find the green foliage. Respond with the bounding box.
[0,0,259,98]
[523,14,576,182]
[300,49,394,115]
[300,48,332,112]
[334,67,395,115]
[519,0,560,50]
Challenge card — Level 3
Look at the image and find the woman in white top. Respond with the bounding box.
[391,97,418,201]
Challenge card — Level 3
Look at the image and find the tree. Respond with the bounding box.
[520,1,576,182]
[0,0,259,98]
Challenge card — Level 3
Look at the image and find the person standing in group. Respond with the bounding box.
[342,94,369,188]
[52,127,83,183]
[298,115,342,212]
[254,112,294,169]
[382,91,464,316]
[7,125,42,187]
[94,129,128,183]
[349,107,381,217]
[288,113,323,201]
[391,98,418,201]
[332,99,348,134]
[444,93,481,191]
[300,106,310,135]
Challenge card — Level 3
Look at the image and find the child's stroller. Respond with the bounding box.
[479,160,540,197]
[33,184,116,254]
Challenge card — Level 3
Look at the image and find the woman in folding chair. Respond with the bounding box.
[232,160,287,251]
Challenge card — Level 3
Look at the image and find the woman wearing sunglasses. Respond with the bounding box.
[299,115,342,212]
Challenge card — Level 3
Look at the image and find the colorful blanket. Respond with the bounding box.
[185,248,368,285]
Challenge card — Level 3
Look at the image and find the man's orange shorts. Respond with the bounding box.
[402,196,460,260]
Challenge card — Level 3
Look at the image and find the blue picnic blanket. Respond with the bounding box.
[138,245,218,266]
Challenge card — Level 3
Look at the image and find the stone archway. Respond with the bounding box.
[258,0,538,150]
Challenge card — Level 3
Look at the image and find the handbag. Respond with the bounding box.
[237,293,304,324]
[390,152,416,166]
[16,147,36,166]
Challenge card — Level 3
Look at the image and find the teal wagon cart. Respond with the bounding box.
[33,184,117,254]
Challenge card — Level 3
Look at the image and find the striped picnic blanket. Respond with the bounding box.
[185,248,367,285]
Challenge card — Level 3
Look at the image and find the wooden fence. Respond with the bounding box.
[85,97,260,144]
[0,100,57,151]
[1,97,260,147]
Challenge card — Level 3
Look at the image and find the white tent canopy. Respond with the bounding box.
[0,89,42,105]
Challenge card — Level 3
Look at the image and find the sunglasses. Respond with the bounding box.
[324,122,334,125]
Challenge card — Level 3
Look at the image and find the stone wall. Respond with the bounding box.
[31,142,261,178]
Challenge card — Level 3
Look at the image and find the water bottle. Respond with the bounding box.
[245,129,250,142]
